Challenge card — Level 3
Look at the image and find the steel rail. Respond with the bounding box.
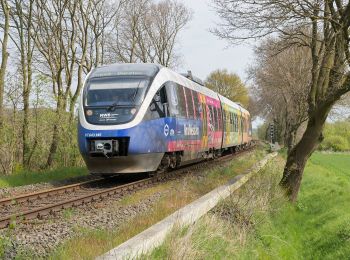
[0,146,256,229]
[0,178,154,228]
[0,178,104,207]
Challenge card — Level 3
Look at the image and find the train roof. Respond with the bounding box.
[89,63,161,79]
[160,67,220,100]
[87,63,250,115]
[218,94,250,115]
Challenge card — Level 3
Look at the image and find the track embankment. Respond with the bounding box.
[99,152,278,260]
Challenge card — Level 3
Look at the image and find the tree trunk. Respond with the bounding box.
[22,89,30,165]
[0,0,10,128]
[46,97,64,168]
[286,128,296,156]
[280,105,331,202]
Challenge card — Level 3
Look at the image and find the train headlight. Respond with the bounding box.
[130,108,137,115]
[86,110,93,116]
[96,143,104,151]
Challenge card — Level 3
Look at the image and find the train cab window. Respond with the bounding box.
[145,87,167,120]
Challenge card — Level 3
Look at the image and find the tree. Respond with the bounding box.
[213,0,350,202]
[9,0,35,167]
[0,0,10,127]
[249,39,310,154]
[205,69,249,107]
[145,0,192,67]
[107,0,191,67]
[31,0,79,168]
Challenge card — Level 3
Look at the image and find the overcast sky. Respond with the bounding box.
[176,0,254,81]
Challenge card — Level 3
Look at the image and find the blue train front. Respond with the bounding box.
[78,63,172,175]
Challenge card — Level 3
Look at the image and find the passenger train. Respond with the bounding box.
[78,63,252,176]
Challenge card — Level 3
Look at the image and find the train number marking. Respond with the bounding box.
[85,133,102,137]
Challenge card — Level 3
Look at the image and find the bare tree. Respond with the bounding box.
[84,0,123,69]
[145,0,192,67]
[107,0,191,67]
[108,0,150,63]
[250,39,310,154]
[0,0,10,127]
[31,0,79,168]
[213,0,350,201]
[9,0,35,167]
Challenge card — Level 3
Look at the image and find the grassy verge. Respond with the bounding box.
[0,167,88,188]
[49,148,267,259]
[148,152,350,259]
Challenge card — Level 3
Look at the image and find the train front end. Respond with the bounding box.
[78,63,165,176]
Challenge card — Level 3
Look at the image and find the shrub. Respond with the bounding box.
[319,135,349,151]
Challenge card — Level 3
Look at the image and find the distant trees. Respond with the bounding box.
[213,0,350,202]
[205,69,249,107]
[0,0,191,174]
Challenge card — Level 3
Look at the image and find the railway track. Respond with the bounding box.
[0,147,255,229]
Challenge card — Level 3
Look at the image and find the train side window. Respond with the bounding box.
[208,105,213,128]
[214,107,219,131]
[217,107,221,130]
[222,109,226,125]
[165,82,187,118]
[193,91,200,119]
[231,113,234,132]
[212,107,217,131]
[185,87,194,118]
[234,113,237,132]
[178,86,188,118]
[165,82,179,117]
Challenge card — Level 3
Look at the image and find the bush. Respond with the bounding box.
[319,135,349,151]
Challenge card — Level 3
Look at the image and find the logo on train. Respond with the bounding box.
[164,124,169,136]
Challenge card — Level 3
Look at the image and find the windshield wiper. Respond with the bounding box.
[132,81,143,102]
[107,102,119,111]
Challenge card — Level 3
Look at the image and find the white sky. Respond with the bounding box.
[176,0,254,81]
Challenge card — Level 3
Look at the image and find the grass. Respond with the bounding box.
[0,167,88,188]
[148,152,350,259]
[48,148,267,259]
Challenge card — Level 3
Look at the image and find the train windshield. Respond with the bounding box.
[85,77,150,107]
[83,76,150,125]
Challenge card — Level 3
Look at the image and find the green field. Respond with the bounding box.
[149,153,350,259]
[249,153,350,259]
